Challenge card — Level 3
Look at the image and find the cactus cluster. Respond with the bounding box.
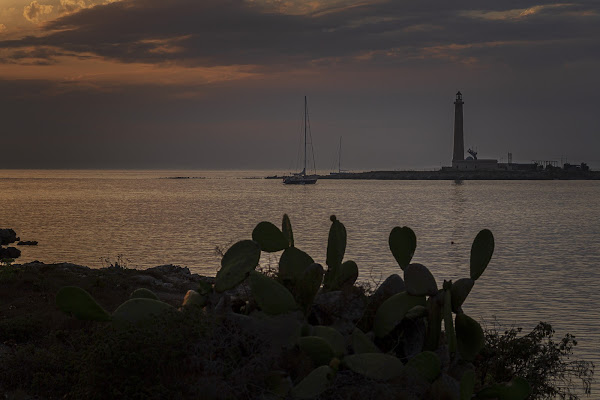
[55,215,530,399]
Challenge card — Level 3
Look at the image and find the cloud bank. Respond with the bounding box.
[0,0,597,72]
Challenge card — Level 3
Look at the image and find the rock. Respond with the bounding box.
[0,246,21,259]
[146,264,191,276]
[17,241,38,246]
[0,229,19,245]
[312,288,367,335]
[129,274,162,287]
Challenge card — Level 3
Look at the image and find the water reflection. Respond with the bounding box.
[1,171,599,366]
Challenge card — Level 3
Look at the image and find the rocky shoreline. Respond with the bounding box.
[1,261,212,312]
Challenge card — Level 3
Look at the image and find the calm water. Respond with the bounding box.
[1,170,599,369]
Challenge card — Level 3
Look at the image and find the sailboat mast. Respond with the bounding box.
[338,136,342,173]
[304,96,307,177]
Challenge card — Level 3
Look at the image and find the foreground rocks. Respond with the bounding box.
[0,261,212,314]
[0,247,20,259]
[0,229,19,245]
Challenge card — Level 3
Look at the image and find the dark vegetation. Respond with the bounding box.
[0,219,595,399]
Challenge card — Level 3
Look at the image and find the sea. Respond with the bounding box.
[1,169,599,372]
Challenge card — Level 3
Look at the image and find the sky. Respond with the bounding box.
[0,0,599,170]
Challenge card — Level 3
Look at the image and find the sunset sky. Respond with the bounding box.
[1,0,598,170]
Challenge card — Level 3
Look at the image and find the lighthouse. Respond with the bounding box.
[452,91,464,166]
[446,91,499,171]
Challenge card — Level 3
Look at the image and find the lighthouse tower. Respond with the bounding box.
[452,91,464,167]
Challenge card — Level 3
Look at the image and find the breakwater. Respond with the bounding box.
[268,170,600,180]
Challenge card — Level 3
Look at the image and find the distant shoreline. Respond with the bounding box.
[267,170,600,180]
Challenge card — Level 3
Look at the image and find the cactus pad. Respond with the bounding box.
[56,286,111,321]
[351,328,380,354]
[326,215,346,270]
[130,288,159,300]
[298,336,335,366]
[112,298,174,324]
[374,291,426,337]
[215,240,261,292]
[312,326,346,357]
[252,221,289,252]
[404,263,438,296]
[455,313,484,361]
[290,365,334,399]
[282,214,294,248]
[406,351,441,383]
[279,247,314,283]
[388,226,417,270]
[470,229,494,281]
[450,278,474,313]
[343,353,404,381]
[296,263,324,313]
[460,369,475,400]
[249,270,297,315]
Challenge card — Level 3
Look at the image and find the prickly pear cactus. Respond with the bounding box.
[443,281,457,354]
[406,351,441,383]
[343,353,404,381]
[388,226,417,270]
[290,365,334,399]
[311,326,346,357]
[298,336,335,366]
[459,369,475,400]
[249,270,297,315]
[56,286,112,321]
[470,229,494,281]
[404,263,438,296]
[279,247,314,284]
[130,288,159,300]
[215,240,261,292]
[252,221,289,252]
[282,214,294,248]
[455,313,484,362]
[324,215,346,289]
[424,291,443,351]
[374,291,426,337]
[450,278,474,313]
[295,263,324,313]
[351,327,380,354]
[326,215,346,269]
[339,260,359,287]
[112,298,174,324]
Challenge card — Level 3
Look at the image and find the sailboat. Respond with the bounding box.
[330,136,349,175]
[283,96,318,184]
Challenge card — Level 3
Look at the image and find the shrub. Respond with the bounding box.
[477,321,595,400]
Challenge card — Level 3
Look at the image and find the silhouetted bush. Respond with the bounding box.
[477,321,594,400]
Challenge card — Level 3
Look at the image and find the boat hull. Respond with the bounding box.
[283,176,318,184]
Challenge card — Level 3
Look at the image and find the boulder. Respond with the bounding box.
[146,264,191,276]
[0,229,19,246]
[0,246,21,259]
[17,241,38,246]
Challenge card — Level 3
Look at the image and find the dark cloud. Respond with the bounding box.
[1,0,599,69]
